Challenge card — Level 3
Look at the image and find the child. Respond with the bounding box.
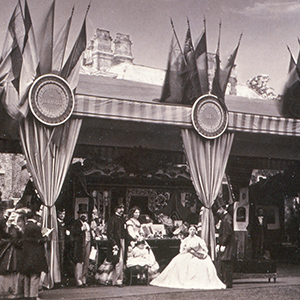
[126,240,159,280]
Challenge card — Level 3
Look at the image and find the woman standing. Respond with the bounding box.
[150,225,225,290]
[126,206,159,279]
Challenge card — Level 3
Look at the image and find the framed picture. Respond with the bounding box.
[260,205,280,230]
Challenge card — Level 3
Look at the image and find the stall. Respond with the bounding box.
[1,2,300,288]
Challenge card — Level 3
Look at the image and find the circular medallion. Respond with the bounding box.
[191,94,228,139]
[29,74,74,126]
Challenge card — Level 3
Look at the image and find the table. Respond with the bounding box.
[146,238,180,269]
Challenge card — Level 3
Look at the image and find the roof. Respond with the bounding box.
[76,73,282,117]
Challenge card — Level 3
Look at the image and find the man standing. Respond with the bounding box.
[72,204,91,287]
[216,204,235,288]
[106,203,125,287]
[57,208,70,286]
[248,207,268,259]
[21,211,48,300]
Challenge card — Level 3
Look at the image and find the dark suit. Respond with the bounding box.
[72,218,91,286]
[21,220,47,298]
[106,213,125,285]
[218,212,235,288]
[248,216,268,259]
[57,218,66,278]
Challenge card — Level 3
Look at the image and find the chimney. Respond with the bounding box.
[113,33,133,65]
[93,29,113,72]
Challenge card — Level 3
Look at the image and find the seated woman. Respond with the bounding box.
[126,206,159,279]
[150,225,226,290]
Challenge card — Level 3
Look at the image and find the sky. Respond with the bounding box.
[1,0,300,94]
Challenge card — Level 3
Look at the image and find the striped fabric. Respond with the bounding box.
[74,94,300,137]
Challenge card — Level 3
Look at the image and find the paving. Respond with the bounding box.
[39,263,300,300]
[1,263,300,300]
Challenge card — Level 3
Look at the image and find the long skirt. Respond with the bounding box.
[150,252,225,290]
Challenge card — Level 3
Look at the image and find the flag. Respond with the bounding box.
[1,81,23,120]
[18,0,39,111]
[211,22,223,99]
[160,35,184,103]
[287,45,296,73]
[0,0,24,85]
[180,20,201,104]
[219,34,242,96]
[194,21,209,95]
[211,51,223,99]
[279,46,300,118]
[0,0,26,119]
[38,0,55,75]
[60,6,89,88]
[52,6,74,73]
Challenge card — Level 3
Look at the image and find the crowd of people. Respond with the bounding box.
[0,204,48,300]
[0,199,235,299]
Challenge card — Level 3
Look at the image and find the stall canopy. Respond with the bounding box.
[74,79,300,137]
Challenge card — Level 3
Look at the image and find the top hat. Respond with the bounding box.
[212,196,226,213]
[77,203,88,214]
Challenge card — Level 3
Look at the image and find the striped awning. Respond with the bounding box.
[74,94,300,137]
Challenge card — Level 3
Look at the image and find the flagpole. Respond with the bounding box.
[286,45,295,63]
[170,18,187,66]
[217,20,221,55]
[203,17,209,94]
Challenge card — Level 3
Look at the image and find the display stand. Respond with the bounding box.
[233,259,277,282]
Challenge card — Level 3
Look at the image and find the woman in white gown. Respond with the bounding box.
[150,225,225,290]
[126,206,159,279]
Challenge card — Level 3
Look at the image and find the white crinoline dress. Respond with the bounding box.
[150,235,226,290]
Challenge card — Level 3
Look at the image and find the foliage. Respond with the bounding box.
[247,75,280,100]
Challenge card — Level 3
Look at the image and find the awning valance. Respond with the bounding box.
[74,94,300,137]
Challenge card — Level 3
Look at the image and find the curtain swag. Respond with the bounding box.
[19,116,82,288]
[181,129,234,260]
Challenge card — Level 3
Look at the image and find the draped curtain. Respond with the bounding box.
[19,115,82,288]
[181,129,234,260]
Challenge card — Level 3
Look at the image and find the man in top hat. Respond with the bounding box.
[72,204,91,287]
[215,197,235,288]
[106,202,125,287]
[57,208,70,285]
[247,207,268,259]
